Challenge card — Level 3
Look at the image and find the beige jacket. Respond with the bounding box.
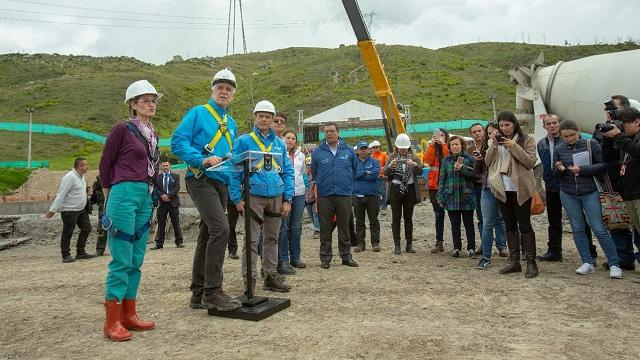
[485,135,537,205]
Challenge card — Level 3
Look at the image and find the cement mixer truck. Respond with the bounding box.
[509,49,640,142]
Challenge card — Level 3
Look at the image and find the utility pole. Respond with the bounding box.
[489,95,497,121]
[297,110,304,148]
[363,9,378,29]
[26,107,34,168]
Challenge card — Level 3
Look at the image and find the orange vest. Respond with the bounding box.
[371,151,388,177]
[422,143,449,189]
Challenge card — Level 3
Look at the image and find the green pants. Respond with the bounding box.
[104,181,152,301]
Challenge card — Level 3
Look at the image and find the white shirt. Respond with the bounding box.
[290,149,306,196]
[49,169,87,212]
[499,146,518,192]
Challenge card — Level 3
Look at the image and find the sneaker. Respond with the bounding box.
[353,245,365,253]
[228,253,239,259]
[609,265,623,279]
[372,245,381,252]
[61,255,75,263]
[313,231,320,239]
[203,289,242,311]
[475,258,491,269]
[633,276,640,284]
[575,263,595,275]
[498,248,508,257]
[451,249,461,258]
[75,252,97,260]
[189,293,207,310]
[468,249,477,259]
[277,262,297,275]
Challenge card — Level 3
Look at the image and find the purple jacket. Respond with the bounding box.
[99,122,153,189]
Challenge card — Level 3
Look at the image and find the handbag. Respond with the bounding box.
[530,189,545,215]
[586,140,630,230]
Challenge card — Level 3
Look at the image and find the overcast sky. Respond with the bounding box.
[0,0,638,64]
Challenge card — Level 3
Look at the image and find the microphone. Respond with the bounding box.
[204,153,232,169]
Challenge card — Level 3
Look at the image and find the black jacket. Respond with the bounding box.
[553,138,606,196]
[154,172,181,207]
[613,132,640,201]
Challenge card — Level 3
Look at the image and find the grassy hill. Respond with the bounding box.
[1,42,637,170]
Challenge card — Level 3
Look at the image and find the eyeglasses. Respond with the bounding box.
[371,146,380,149]
[136,98,158,105]
[274,119,286,124]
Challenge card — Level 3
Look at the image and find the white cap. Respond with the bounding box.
[211,68,237,89]
[124,80,162,104]
[629,99,640,110]
[394,133,411,149]
[369,140,381,148]
[253,100,276,115]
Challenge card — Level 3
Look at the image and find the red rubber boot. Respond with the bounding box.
[103,300,132,342]
[120,299,155,331]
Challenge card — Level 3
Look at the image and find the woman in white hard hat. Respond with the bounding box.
[383,133,423,255]
[99,79,161,341]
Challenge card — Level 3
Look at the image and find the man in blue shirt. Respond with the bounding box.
[311,123,359,269]
[231,100,295,293]
[352,141,381,253]
[171,68,241,312]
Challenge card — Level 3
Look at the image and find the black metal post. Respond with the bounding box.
[243,158,254,299]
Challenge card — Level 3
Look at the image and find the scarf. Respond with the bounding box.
[129,118,159,181]
[391,153,413,195]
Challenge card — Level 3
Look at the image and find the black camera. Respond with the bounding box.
[595,122,616,132]
[495,134,504,143]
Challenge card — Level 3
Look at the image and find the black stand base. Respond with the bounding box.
[207,295,290,321]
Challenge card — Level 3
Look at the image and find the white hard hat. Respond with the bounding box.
[253,100,276,115]
[394,133,411,149]
[124,80,162,104]
[629,99,640,110]
[211,68,237,89]
[369,140,381,148]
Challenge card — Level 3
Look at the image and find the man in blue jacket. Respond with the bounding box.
[231,100,295,293]
[312,123,358,269]
[353,141,381,253]
[171,68,241,311]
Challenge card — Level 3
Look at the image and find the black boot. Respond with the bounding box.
[522,233,539,278]
[499,232,522,274]
[405,240,416,253]
[394,242,401,255]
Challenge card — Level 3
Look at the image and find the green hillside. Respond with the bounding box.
[1,42,637,169]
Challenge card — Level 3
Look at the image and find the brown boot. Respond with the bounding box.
[203,289,242,311]
[430,241,444,253]
[103,300,132,342]
[522,233,539,278]
[120,299,155,331]
[499,232,522,274]
[263,273,291,293]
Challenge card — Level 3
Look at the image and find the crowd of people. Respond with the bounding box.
[44,69,640,342]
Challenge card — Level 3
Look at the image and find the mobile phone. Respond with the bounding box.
[495,133,504,143]
[473,150,481,157]
[433,128,441,137]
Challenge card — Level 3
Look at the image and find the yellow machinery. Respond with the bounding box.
[342,0,406,149]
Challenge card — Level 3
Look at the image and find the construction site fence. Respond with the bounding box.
[0,161,49,168]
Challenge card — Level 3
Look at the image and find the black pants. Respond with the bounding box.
[60,209,91,258]
[186,177,229,295]
[156,203,183,246]
[353,195,380,247]
[227,200,239,255]
[448,210,476,251]
[318,195,353,263]
[389,184,416,245]
[497,192,533,234]
[95,207,107,253]
[546,190,596,257]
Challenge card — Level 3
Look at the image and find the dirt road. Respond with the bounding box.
[1,206,639,359]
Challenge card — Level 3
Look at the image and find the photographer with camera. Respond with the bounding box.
[594,96,639,272]
[602,107,640,282]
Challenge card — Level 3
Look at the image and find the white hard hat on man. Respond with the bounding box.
[124,80,162,104]
[253,100,276,115]
[212,68,237,89]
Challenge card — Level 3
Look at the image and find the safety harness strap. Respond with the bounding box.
[248,132,280,172]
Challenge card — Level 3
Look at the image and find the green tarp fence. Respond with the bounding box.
[0,160,49,168]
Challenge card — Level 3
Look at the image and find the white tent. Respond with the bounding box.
[303,100,385,128]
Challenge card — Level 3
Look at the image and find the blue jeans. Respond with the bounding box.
[278,195,305,264]
[431,201,445,242]
[560,191,619,267]
[377,178,387,210]
[480,188,506,259]
[305,202,320,232]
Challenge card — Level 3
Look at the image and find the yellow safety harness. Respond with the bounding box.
[190,104,233,177]
[248,132,281,172]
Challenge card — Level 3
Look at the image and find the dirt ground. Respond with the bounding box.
[1,204,640,360]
